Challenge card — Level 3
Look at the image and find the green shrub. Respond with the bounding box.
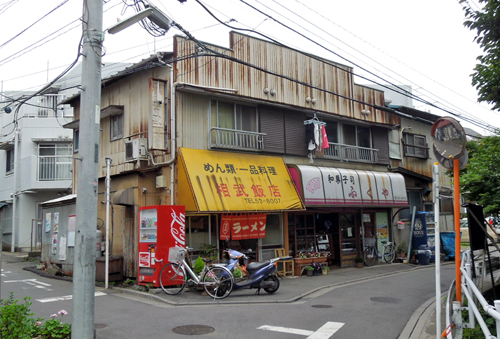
[0,293,39,339]
[0,292,71,339]
[194,256,205,275]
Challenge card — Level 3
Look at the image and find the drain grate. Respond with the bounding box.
[172,325,215,335]
[311,305,333,308]
[370,297,400,304]
[94,324,107,329]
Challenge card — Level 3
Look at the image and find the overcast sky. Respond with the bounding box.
[1,0,498,134]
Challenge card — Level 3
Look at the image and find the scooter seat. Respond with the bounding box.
[246,261,269,273]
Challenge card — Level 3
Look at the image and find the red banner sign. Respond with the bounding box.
[220,214,232,240]
[221,213,267,240]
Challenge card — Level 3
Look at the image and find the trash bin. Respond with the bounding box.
[416,245,431,265]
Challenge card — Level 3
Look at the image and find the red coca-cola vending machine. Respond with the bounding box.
[137,205,185,287]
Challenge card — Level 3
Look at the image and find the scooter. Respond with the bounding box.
[222,242,292,295]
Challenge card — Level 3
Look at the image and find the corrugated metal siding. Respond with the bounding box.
[174,33,398,126]
[177,92,209,150]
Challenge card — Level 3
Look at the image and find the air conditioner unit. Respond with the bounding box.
[125,138,148,162]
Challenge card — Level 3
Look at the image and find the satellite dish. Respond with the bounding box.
[433,144,468,170]
[431,117,466,160]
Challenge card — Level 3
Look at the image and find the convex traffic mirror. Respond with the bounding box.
[431,116,466,160]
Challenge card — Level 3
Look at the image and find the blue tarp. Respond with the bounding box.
[441,232,456,260]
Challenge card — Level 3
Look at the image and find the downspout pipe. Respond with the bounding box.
[149,53,237,205]
[11,126,19,252]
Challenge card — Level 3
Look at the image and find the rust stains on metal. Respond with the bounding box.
[173,33,398,127]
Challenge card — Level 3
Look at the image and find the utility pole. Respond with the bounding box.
[72,0,103,337]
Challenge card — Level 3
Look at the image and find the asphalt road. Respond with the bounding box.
[1,254,455,339]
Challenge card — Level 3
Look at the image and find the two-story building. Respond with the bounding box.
[58,32,438,278]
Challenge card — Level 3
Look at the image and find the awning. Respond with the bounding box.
[288,165,408,208]
[178,148,304,212]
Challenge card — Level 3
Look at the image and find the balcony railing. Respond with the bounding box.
[321,142,379,163]
[38,156,72,181]
[210,127,266,151]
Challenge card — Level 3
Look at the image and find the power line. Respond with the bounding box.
[233,0,497,132]
[0,0,69,49]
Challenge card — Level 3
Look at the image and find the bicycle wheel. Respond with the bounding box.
[159,263,186,295]
[364,246,377,267]
[383,244,396,264]
[202,266,233,299]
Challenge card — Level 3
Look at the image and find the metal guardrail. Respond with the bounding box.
[450,250,500,339]
[209,127,266,151]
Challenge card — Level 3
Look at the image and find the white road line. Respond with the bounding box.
[258,325,314,336]
[4,278,52,289]
[307,322,344,339]
[36,291,107,303]
[258,322,345,339]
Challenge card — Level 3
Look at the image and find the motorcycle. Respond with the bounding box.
[220,241,292,295]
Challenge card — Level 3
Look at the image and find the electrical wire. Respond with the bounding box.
[0,0,19,15]
[0,0,69,49]
[231,0,497,132]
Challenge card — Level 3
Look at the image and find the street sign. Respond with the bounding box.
[431,117,466,160]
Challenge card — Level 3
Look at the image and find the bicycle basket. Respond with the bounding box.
[168,248,185,262]
[365,238,376,247]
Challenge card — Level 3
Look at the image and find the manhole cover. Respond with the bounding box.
[311,305,332,308]
[94,324,107,329]
[370,297,400,304]
[172,325,215,335]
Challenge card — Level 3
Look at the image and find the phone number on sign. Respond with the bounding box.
[244,198,281,204]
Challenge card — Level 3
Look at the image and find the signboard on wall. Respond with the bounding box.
[148,79,167,150]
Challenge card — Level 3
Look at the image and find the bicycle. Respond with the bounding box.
[363,237,396,266]
[159,247,234,299]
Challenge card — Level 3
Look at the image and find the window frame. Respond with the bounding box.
[210,99,258,132]
[403,132,429,159]
[110,114,124,141]
[37,143,73,181]
[6,148,14,174]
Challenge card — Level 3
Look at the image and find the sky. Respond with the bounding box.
[1,0,499,135]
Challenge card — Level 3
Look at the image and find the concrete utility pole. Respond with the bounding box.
[72,0,103,337]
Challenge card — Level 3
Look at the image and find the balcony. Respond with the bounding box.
[321,143,379,163]
[38,156,72,181]
[209,127,266,151]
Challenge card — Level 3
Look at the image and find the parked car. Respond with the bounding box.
[460,218,500,243]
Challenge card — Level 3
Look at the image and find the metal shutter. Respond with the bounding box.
[285,110,307,156]
[372,126,389,165]
[259,106,285,153]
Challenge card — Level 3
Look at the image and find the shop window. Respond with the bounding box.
[187,215,218,258]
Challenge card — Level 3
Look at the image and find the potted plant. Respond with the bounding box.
[354,256,364,268]
[322,265,330,275]
[397,241,408,259]
[305,265,315,276]
[200,243,218,261]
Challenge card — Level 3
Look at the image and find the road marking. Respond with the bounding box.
[36,291,107,303]
[258,322,344,339]
[1,269,12,277]
[4,278,52,289]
